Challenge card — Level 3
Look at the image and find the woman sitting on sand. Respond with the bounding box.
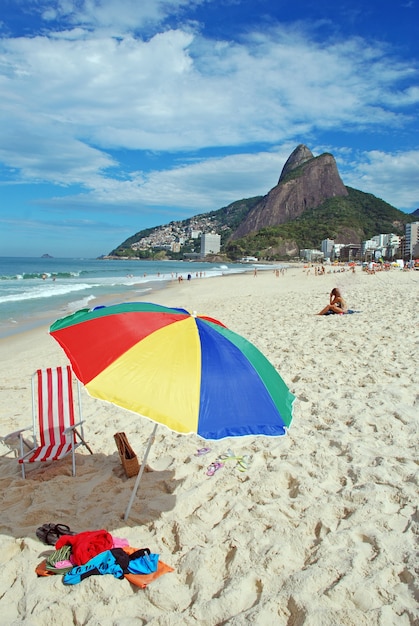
[317,287,347,315]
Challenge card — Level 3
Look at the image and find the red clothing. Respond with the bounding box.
[56,529,113,565]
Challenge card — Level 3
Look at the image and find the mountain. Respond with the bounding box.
[232,145,348,239]
[225,187,411,259]
[109,145,416,260]
[278,143,314,181]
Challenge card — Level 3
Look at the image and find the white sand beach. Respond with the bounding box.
[0,265,418,625]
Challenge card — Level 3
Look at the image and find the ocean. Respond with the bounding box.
[0,257,260,338]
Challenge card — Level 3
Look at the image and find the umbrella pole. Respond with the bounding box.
[124,423,158,521]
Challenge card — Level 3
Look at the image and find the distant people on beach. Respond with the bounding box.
[317,288,348,315]
[367,261,376,274]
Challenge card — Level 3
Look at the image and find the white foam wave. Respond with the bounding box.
[66,295,96,312]
[0,283,97,304]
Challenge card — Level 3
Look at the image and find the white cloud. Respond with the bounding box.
[0,122,114,184]
[1,25,416,170]
[53,147,294,211]
[40,0,206,31]
[0,11,418,214]
[341,150,419,209]
[39,143,419,218]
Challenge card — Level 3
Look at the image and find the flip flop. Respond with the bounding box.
[219,450,253,472]
[36,523,76,546]
[237,455,253,472]
[196,447,211,456]
[219,449,238,462]
[206,462,223,476]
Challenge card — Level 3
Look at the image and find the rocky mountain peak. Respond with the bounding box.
[231,145,348,240]
[278,144,314,183]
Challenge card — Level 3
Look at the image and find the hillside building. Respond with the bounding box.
[188,229,202,239]
[200,233,221,257]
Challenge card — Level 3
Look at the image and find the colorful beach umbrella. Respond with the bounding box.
[50,302,294,439]
[50,302,295,518]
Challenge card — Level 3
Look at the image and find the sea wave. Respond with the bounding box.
[65,295,97,313]
[0,271,81,280]
[0,283,97,304]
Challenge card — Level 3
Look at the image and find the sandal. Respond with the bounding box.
[206,462,223,476]
[237,455,253,472]
[36,523,76,546]
[219,449,238,462]
[219,450,253,472]
[196,447,211,456]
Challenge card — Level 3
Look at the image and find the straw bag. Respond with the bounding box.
[114,432,140,477]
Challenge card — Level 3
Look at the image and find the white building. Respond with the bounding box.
[362,233,401,259]
[373,233,400,248]
[361,239,377,255]
[321,238,334,259]
[300,248,323,262]
[372,234,386,247]
[385,233,400,247]
[332,243,345,259]
[201,233,221,256]
[405,222,419,259]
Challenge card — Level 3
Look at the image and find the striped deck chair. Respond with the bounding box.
[10,366,92,478]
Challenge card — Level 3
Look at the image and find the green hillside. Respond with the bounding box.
[109,196,261,257]
[224,187,413,260]
[109,187,414,260]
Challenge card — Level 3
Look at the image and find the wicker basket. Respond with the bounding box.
[114,432,140,477]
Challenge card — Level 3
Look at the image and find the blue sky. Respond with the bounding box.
[0,0,418,258]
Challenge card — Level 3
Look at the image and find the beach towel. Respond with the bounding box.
[55,529,113,565]
[324,309,361,315]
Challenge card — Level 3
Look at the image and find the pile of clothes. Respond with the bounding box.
[35,524,173,587]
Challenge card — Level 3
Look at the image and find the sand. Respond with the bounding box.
[0,265,418,625]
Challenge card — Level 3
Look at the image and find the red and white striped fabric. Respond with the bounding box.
[20,366,76,464]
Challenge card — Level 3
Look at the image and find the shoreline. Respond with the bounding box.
[1,262,288,341]
[0,264,287,344]
[0,257,261,341]
[0,266,417,624]
[0,272,211,341]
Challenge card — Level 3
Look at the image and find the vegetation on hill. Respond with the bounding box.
[187,196,263,245]
[224,188,413,260]
[109,187,414,261]
[109,196,261,258]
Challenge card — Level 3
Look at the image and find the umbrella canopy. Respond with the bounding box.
[50,302,294,440]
